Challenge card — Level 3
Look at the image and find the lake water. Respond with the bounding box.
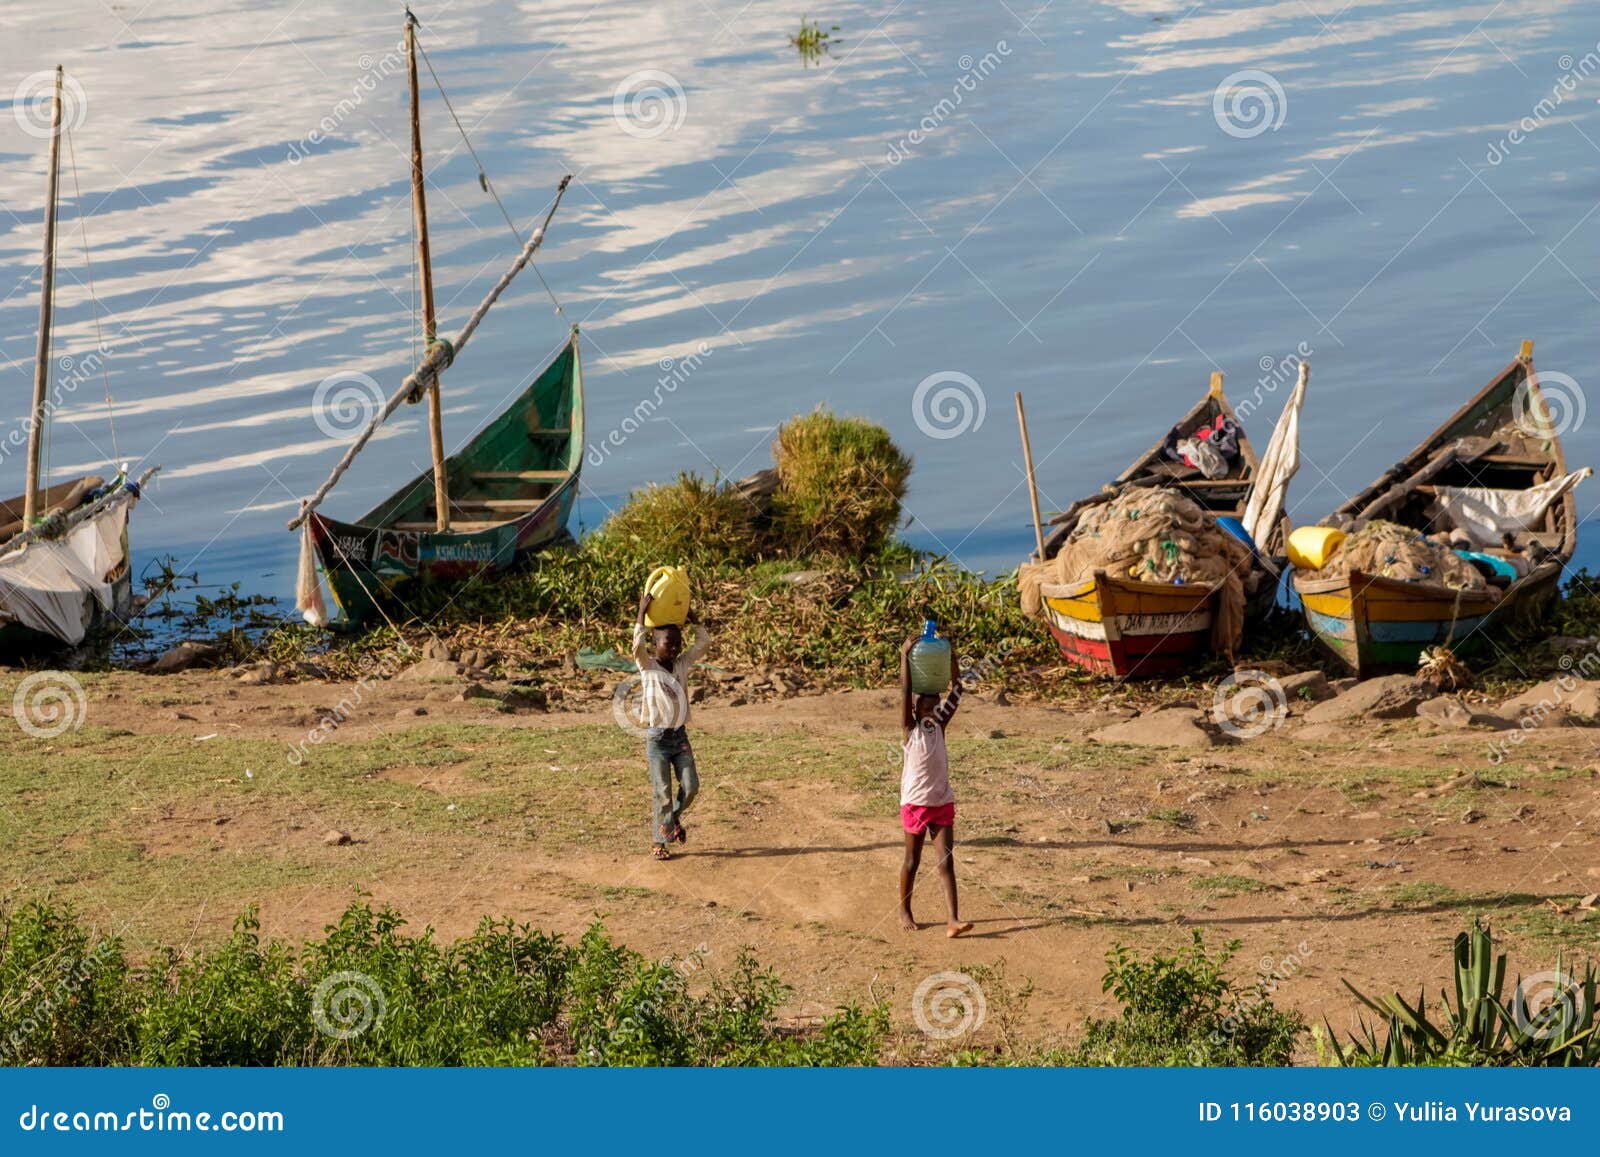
[4,0,1600,607]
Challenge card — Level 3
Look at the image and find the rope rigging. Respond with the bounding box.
[411,20,566,319]
[65,124,122,466]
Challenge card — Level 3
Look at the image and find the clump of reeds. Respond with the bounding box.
[769,407,911,558]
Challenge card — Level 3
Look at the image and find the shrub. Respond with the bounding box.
[593,472,757,568]
[0,900,887,1067]
[769,408,910,557]
[1065,931,1303,1065]
[0,901,133,1065]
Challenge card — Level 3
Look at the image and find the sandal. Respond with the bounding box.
[652,845,672,861]
[672,823,688,846]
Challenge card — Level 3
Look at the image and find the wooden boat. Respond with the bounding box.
[304,333,582,627]
[1294,341,1576,676]
[291,11,578,629]
[1027,372,1281,678]
[0,68,150,654]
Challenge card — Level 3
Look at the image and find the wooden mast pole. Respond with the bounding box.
[24,66,64,526]
[407,10,450,532]
[1014,392,1045,560]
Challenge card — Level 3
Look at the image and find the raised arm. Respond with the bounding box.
[632,591,654,665]
[683,616,712,665]
[939,637,963,725]
[900,636,915,735]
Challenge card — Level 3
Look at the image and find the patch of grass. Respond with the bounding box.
[1146,807,1195,829]
[1191,874,1270,898]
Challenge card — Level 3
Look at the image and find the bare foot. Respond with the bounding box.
[899,909,918,931]
[947,921,973,938]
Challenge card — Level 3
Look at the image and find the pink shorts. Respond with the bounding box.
[901,802,956,834]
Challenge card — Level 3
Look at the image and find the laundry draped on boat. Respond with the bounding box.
[1296,518,1493,594]
[1018,488,1255,651]
[1429,468,1592,548]
[0,498,133,644]
[1163,414,1242,479]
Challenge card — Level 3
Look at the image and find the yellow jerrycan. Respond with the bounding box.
[1286,526,1346,571]
[643,566,690,627]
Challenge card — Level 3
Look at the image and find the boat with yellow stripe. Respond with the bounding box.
[1031,371,1281,679]
[1293,342,1577,676]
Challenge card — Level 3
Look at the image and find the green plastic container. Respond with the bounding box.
[909,619,951,696]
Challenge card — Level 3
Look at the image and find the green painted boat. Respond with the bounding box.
[306,330,583,629]
[1293,341,1578,676]
[292,12,580,631]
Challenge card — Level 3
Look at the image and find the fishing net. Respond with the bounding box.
[1297,519,1491,592]
[1017,488,1255,652]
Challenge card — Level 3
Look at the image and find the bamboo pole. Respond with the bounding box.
[24,66,64,527]
[1015,391,1045,560]
[407,11,450,532]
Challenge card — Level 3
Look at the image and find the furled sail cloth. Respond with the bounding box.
[0,489,137,645]
[1241,361,1308,551]
[1431,467,1591,547]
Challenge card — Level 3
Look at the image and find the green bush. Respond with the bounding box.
[770,408,910,557]
[0,901,133,1065]
[592,472,758,568]
[0,899,886,1067]
[1065,931,1303,1066]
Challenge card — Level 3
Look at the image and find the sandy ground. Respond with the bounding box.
[3,666,1599,1057]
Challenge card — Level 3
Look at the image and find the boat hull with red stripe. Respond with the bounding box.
[1039,570,1217,679]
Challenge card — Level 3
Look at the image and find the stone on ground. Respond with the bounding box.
[1090,707,1213,748]
[1303,674,1429,723]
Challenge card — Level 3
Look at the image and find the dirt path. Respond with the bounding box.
[4,668,1599,1056]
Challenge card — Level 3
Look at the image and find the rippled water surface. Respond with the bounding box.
[3,0,1600,598]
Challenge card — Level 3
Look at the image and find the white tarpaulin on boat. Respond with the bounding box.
[1241,362,1308,552]
[0,501,130,644]
[1431,467,1592,548]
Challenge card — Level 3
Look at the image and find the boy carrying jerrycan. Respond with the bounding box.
[631,566,710,861]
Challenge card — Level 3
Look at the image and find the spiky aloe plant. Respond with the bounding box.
[1330,923,1599,1066]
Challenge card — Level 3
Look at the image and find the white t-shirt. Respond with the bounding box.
[631,622,710,729]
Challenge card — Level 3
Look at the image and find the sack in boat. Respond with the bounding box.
[1018,488,1254,652]
[1297,519,1495,595]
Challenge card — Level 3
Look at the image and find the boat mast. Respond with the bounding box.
[24,66,64,526]
[406,9,450,531]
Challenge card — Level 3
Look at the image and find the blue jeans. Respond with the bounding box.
[646,726,699,844]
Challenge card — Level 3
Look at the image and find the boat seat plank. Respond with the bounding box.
[393,520,509,532]
[526,428,571,438]
[1477,454,1550,469]
[468,470,572,484]
[435,498,553,513]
